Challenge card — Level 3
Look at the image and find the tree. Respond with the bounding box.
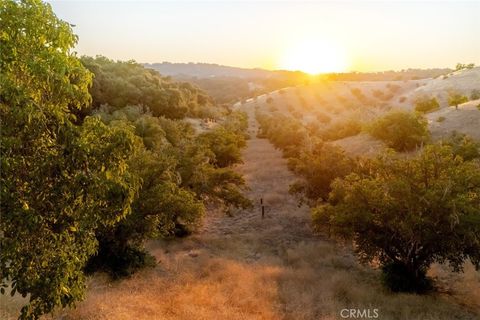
[313,145,480,293]
[414,96,440,113]
[368,111,429,151]
[1,1,140,318]
[81,56,215,119]
[88,106,251,276]
[455,63,475,71]
[289,140,354,203]
[448,91,468,110]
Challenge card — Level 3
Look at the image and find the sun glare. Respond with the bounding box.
[279,40,348,74]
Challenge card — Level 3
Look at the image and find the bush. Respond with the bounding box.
[441,132,480,161]
[289,141,354,202]
[414,96,440,113]
[368,111,429,151]
[350,88,368,104]
[448,91,468,109]
[436,116,446,122]
[455,63,475,71]
[256,112,307,157]
[398,96,406,103]
[320,118,362,141]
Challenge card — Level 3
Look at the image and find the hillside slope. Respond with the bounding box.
[427,99,480,140]
[405,67,480,108]
[35,103,480,320]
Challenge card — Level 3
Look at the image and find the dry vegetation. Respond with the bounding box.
[5,102,472,320]
[3,69,479,320]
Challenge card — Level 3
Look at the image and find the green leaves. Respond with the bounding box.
[314,144,480,289]
[1,3,252,318]
[80,56,214,119]
[368,110,430,151]
[0,1,140,318]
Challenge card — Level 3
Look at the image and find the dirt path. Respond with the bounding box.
[57,104,330,320]
[199,104,312,246]
[54,103,479,320]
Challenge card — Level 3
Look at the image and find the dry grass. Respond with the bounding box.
[3,103,479,320]
[62,256,283,320]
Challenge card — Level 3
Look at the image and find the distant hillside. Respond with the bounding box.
[144,62,285,79]
[324,68,452,81]
[245,66,480,156]
[144,62,308,104]
[406,66,480,107]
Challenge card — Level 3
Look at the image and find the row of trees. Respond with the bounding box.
[256,109,480,293]
[0,1,250,319]
[80,56,218,119]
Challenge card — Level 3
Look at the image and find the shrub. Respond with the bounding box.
[351,88,369,104]
[414,96,440,113]
[436,116,446,122]
[319,118,362,141]
[470,89,480,100]
[448,91,468,109]
[455,63,475,71]
[289,141,354,202]
[441,132,480,161]
[368,111,429,151]
[398,96,406,103]
[313,145,480,293]
[256,112,307,157]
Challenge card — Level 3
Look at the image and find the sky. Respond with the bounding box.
[48,0,480,73]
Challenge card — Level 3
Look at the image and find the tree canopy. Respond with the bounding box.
[313,145,480,292]
[1,1,251,318]
[368,110,429,151]
[81,56,216,119]
[1,0,140,318]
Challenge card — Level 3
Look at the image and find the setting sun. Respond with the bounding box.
[279,40,348,74]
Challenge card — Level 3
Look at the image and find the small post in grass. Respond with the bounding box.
[261,198,265,219]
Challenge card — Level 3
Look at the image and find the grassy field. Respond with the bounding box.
[0,103,468,320]
[2,83,479,319]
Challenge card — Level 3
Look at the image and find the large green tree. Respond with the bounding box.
[1,1,140,318]
[313,145,480,292]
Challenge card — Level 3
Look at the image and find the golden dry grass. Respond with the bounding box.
[2,102,479,320]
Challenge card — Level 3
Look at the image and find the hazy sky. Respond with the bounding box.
[48,1,480,72]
